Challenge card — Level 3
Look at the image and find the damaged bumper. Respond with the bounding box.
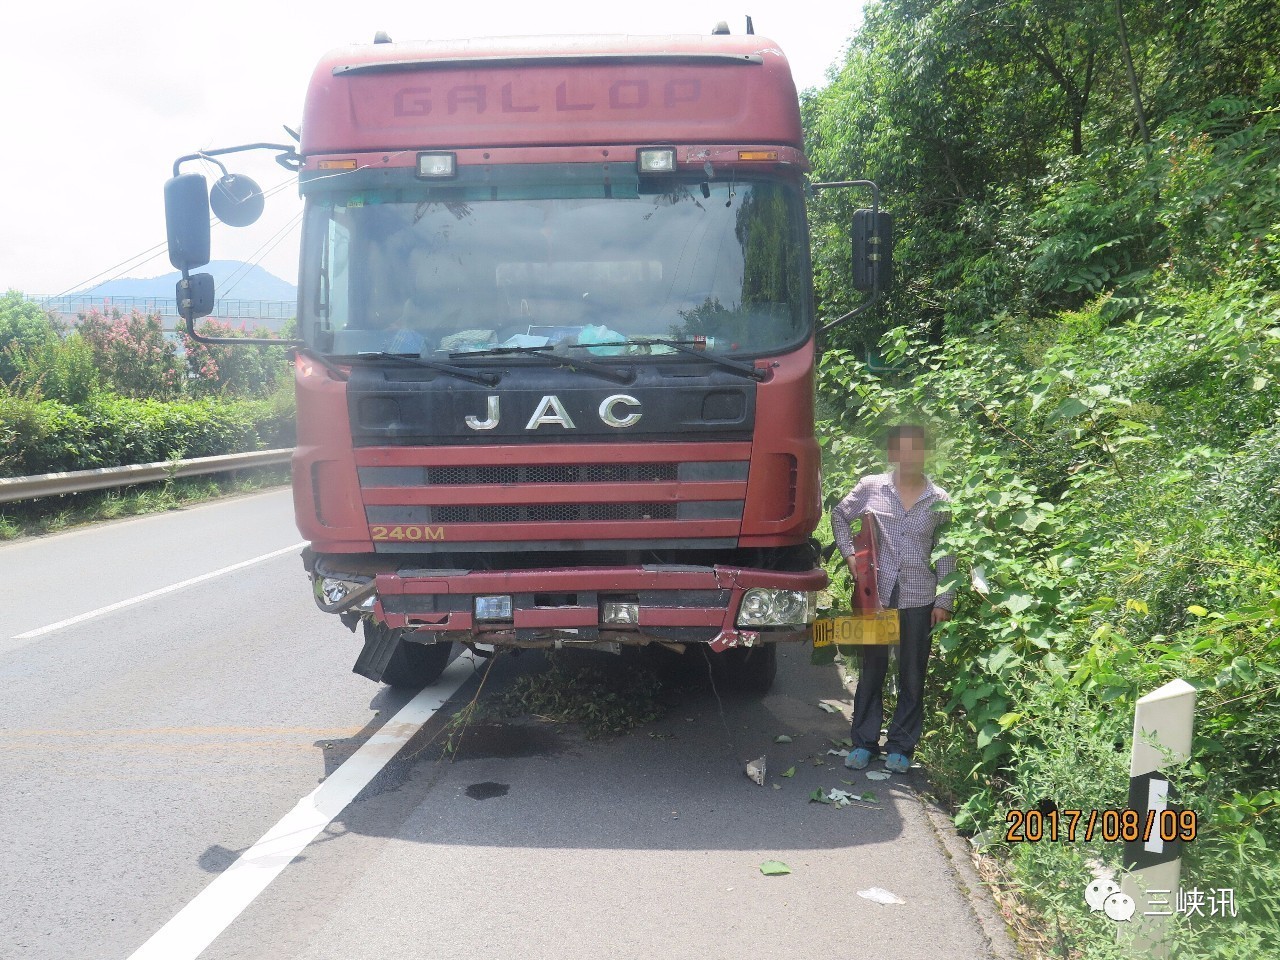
[308,553,826,649]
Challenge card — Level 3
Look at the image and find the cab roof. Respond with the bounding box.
[300,33,803,156]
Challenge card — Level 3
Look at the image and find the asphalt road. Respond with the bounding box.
[0,488,1015,960]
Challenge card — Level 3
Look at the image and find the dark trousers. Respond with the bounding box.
[850,593,933,758]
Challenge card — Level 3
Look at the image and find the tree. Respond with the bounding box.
[0,290,58,384]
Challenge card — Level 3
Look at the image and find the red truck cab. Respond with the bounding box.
[165,32,850,692]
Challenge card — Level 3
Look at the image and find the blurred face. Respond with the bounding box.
[889,432,929,477]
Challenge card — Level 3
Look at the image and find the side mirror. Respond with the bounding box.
[176,272,215,322]
[164,173,211,271]
[851,209,894,293]
[210,173,265,227]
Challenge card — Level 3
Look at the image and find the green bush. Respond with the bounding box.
[810,52,1280,951]
[0,391,296,478]
[10,331,99,404]
[182,318,293,397]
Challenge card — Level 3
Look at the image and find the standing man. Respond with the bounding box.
[830,424,956,774]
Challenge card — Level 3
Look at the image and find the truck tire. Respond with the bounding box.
[713,642,777,694]
[357,621,453,688]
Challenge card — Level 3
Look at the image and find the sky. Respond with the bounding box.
[0,1,861,298]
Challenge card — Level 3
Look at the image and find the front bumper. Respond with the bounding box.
[317,560,827,650]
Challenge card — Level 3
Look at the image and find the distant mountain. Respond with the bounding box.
[78,261,297,302]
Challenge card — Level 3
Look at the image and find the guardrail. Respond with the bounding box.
[0,449,293,504]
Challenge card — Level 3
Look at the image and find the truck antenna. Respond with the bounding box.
[712,21,730,35]
[746,16,754,34]
[373,30,392,44]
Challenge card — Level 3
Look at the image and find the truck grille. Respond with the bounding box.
[356,449,750,551]
[433,502,676,523]
[423,463,679,485]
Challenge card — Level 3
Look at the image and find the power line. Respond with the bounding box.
[218,211,305,299]
[43,172,300,303]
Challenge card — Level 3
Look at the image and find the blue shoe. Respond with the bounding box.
[844,748,873,770]
[885,752,911,773]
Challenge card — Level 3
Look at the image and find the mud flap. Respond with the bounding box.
[352,622,400,683]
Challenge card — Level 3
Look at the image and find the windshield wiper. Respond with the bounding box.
[450,345,634,385]
[568,339,766,381]
[351,351,500,387]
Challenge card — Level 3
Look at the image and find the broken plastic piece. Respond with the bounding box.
[865,770,891,781]
[775,734,793,744]
[781,766,796,778]
[759,860,791,876]
[710,628,759,652]
[858,887,905,905]
[745,755,767,786]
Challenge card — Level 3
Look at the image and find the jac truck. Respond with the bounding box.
[162,28,891,693]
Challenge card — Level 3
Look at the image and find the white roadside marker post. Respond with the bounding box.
[1119,678,1196,957]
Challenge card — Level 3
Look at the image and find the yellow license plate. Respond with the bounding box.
[813,611,901,647]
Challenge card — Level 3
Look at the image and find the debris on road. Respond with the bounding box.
[809,787,878,808]
[759,860,792,876]
[774,734,793,743]
[781,766,796,778]
[858,886,905,905]
[826,748,850,758]
[817,698,853,720]
[865,770,891,781]
[746,755,767,785]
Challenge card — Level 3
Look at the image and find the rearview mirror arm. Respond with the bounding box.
[172,142,301,177]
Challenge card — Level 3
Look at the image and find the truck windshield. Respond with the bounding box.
[299,176,810,359]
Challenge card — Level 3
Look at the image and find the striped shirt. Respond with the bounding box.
[830,471,957,611]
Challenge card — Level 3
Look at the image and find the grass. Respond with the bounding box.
[0,466,291,541]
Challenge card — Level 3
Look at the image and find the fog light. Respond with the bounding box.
[475,594,513,622]
[637,147,677,174]
[736,589,818,627]
[602,601,640,625]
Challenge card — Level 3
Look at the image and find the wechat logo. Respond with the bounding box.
[1085,878,1135,922]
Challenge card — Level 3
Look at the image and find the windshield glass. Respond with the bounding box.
[299,174,810,358]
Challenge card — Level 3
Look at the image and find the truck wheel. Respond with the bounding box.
[357,621,453,688]
[713,642,777,694]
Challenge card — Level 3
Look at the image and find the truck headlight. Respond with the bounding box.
[319,576,375,610]
[736,589,818,627]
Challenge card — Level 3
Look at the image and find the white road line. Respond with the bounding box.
[128,655,476,960]
[10,542,306,641]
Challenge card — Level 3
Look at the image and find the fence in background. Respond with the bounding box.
[30,294,295,330]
